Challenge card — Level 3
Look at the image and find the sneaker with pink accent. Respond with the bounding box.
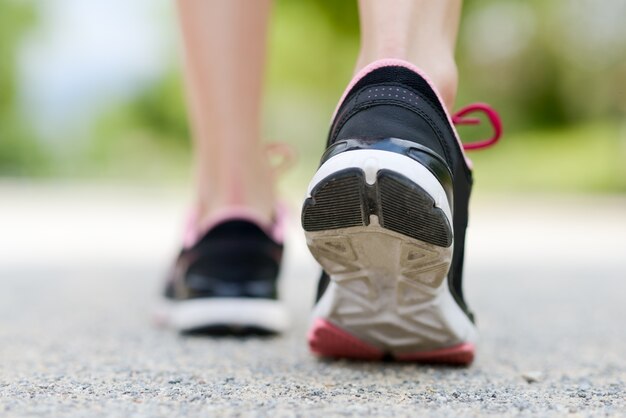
[157,207,289,335]
[301,59,501,364]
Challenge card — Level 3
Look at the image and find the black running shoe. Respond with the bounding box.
[302,59,501,364]
[157,207,289,335]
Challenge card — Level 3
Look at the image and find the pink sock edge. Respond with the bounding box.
[182,202,288,249]
[332,58,473,169]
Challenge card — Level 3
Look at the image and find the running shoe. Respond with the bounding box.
[302,59,502,364]
[158,207,290,335]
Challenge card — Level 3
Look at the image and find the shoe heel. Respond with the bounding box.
[302,168,367,232]
[303,149,476,362]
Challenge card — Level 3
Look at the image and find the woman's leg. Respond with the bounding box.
[177,0,274,226]
[304,1,480,363]
[357,0,462,110]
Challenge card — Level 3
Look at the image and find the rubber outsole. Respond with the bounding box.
[182,325,277,337]
[308,318,474,365]
[302,169,452,248]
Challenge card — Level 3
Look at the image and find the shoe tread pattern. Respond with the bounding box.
[304,168,461,353]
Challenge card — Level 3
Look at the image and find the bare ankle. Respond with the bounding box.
[194,169,276,228]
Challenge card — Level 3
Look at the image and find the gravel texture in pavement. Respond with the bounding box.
[1,184,625,417]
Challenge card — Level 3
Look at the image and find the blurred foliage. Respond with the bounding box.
[0,0,48,175]
[103,70,190,146]
[85,72,190,182]
[2,0,625,192]
[458,1,626,130]
[471,121,626,193]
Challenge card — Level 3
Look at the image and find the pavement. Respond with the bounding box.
[1,181,625,417]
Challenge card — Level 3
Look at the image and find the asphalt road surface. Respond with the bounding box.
[1,182,625,417]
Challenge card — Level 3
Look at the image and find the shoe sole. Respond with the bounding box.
[154,298,289,335]
[302,149,477,364]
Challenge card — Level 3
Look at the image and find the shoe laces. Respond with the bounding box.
[264,142,297,177]
[265,104,501,163]
[452,103,503,151]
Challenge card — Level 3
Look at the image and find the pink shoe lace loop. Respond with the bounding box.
[452,103,502,151]
[265,142,297,177]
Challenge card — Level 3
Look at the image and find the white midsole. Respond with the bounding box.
[156,298,290,332]
[306,149,452,224]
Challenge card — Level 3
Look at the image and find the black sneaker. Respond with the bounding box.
[302,59,501,364]
[157,207,289,335]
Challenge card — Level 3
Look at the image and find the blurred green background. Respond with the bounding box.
[1,0,625,198]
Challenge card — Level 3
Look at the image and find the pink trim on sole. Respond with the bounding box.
[308,318,384,360]
[308,318,475,365]
[395,343,475,365]
[331,58,473,169]
[182,202,288,249]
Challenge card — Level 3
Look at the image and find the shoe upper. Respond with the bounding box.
[315,60,475,321]
[165,219,283,301]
